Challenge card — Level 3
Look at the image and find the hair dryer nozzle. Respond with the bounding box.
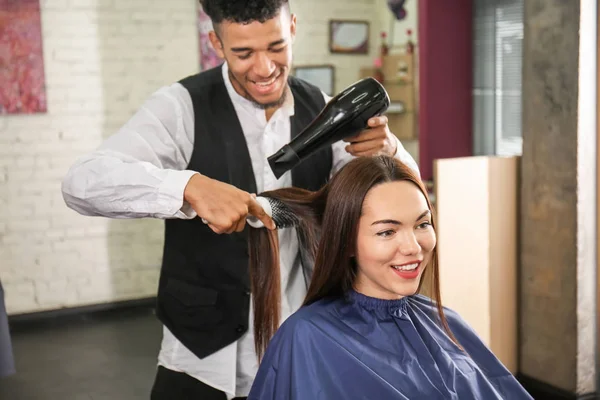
[268,145,301,180]
[267,77,389,179]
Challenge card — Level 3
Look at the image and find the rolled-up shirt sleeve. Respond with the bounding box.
[61,83,200,219]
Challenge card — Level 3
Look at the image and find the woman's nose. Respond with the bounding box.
[398,232,421,256]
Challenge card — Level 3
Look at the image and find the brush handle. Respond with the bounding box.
[246,197,272,228]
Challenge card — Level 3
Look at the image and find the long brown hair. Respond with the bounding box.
[248,155,457,360]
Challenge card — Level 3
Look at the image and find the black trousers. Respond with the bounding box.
[151,366,248,400]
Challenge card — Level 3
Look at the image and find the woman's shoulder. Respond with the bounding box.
[279,297,338,332]
[408,295,503,360]
[260,298,339,364]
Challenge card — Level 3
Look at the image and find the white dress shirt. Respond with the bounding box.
[61,62,419,399]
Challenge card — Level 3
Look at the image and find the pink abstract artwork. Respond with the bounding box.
[0,0,47,115]
[197,4,223,71]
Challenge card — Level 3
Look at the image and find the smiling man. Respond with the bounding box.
[206,2,293,116]
[61,0,418,399]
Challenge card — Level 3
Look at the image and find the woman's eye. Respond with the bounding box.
[377,230,395,237]
[417,221,432,229]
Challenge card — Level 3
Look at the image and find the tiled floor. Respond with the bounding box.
[0,306,161,400]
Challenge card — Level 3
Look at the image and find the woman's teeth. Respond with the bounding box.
[392,263,419,271]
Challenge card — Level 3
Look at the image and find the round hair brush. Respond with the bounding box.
[246,196,298,229]
[201,197,298,229]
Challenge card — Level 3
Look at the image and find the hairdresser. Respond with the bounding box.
[61,1,418,399]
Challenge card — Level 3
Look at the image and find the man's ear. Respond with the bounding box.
[208,30,225,59]
[289,13,297,43]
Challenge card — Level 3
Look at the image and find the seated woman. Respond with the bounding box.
[245,155,532,400]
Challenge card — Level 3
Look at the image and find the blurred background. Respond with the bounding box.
[0,0,597,399]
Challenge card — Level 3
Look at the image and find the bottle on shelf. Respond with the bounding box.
[380,31,389,56]
[406,29,414,54]
[373,57,384,83]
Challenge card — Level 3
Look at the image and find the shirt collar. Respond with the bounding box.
[220,62,295,118]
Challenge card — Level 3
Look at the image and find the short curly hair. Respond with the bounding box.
[200,0,290,25]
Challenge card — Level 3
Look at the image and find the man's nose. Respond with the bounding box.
[254,52,276,77]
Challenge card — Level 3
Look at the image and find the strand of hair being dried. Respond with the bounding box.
[249,227,281,361]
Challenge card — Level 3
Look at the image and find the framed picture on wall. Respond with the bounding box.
[0,0,47,114]
[329,20,370,54]
[293,65,335,96]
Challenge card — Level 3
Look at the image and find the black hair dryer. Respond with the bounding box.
[267,77,390,179]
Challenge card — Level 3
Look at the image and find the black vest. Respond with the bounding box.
[155,66,332,359]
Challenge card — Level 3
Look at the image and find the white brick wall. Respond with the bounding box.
[1,0,392,315]
[1,0,199,314]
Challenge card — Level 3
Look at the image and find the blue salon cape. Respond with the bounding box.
[248,291,532,400]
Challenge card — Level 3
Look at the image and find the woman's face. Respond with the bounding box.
[353,181,436,300]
